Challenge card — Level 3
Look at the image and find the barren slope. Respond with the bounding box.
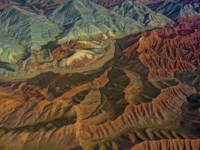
[0,0,200,150]
[0,22,200,149]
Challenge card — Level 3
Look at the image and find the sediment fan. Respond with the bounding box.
[0,0,199,149]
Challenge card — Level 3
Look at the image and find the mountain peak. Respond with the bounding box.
[49,0,109,27]
[0,4,60,52]
[49,0,172,43]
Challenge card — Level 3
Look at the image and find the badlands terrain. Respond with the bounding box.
[0,0,199,149]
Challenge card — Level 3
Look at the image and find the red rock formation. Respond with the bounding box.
[51,42,75,61]
[123,20,200,90]
[22,86,45,101]
[124,21,200,68]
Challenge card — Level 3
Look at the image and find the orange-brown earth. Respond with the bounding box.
[0,5,200,150]
[131,139,200,150]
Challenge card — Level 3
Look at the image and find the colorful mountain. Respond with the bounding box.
[0,1,199,150]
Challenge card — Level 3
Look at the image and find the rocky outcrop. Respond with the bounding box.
[58,50,101,68]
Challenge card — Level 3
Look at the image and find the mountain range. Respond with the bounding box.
[0,0,173,76]
[0,0,200,150]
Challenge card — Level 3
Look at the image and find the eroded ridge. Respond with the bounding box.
[0,16,200,150]
[131,139,200,150]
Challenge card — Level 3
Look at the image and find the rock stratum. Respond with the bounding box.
[0,0,200,150]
